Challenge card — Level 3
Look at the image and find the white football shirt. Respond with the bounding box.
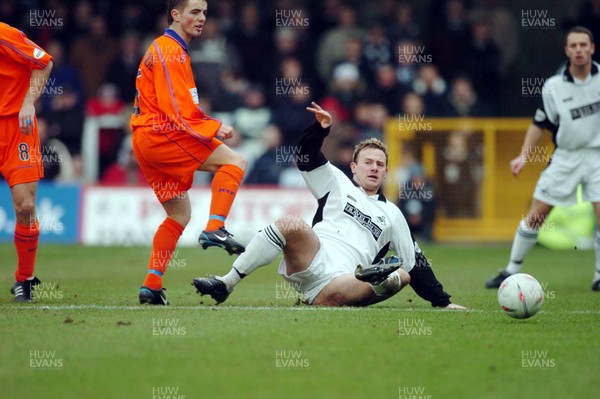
[301,162,416,273]
[534,62,600,150]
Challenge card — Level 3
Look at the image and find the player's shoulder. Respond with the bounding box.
[0,22,26,42]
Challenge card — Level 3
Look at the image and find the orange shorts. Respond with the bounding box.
[0,116,44,187]
[132,127,222,203]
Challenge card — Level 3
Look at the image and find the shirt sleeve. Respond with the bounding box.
[532,80,558,132]
[151,42,221,140]
[390,210,416,271]
[0,25,52,70]
[300,162,340,200]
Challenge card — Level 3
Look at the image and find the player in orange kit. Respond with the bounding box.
[0,22,53,302]
[131,0,247,305]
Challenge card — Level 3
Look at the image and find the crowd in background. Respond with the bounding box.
[3,0,599,195]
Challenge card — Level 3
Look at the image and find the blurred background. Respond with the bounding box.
[0,0,597,245]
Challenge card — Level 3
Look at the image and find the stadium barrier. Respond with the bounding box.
[0,183,316,246]
[384,117,594,243]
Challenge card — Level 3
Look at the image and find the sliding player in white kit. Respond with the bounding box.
[486,26,600,291]
[193,102,465,308]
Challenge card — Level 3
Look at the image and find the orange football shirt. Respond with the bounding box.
[131,29,221,143]
[0,22,53,117]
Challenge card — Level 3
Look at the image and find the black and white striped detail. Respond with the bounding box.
[264,225,285,249]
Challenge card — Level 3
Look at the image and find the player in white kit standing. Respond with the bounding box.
[486,26,600,291]
[193,102,465,308]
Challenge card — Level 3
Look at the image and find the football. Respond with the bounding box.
[497,273,544,319]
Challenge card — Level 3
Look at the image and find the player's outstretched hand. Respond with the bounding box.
[306,101,332,129]
[510,155,526,177]
[216,124,234,140]
[446,303,467,310]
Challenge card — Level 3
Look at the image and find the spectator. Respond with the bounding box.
[40,40,85,115]
[316,3,364,80]
[272,81,313,146]
[412,65,449,116]
[470,0,519,76]
[400,92,427,118]
[324,63,366,120]
[233,85,272,158]
[100,135,146,186]
[189,18,242,110]
[399,164,436,242]
[445,76,494,117]
[427,0,470,80]
[395,38,422,86]
[369,64,409,115]
[388,2,422,42]
[106,32,143,104]
[458,16,501,110]
[362,25,394,84]
[230,3,271,84]
[245,125,287,185]
[70,15,118,98]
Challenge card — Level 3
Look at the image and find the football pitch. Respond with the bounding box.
[0,243,597,399]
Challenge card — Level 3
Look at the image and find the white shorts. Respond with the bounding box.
[534,147,600,206]
[277,240,350,304]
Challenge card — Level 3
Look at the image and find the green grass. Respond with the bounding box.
[0,243,597,399]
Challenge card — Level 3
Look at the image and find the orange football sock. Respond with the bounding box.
[14,220,40,282]
[143,217,184,290]
[205,164,244,231]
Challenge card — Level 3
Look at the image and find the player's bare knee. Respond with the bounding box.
[275,215,307,235]
[229,153,247,171]
[14,199,36,223]
[169,212,190,227]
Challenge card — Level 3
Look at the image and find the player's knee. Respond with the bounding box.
[275,215,306,235]
[229,153,247,171]
[13,198,35,221]
[169,212,191,227]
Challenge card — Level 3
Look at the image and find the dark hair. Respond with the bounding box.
[565,26,594,44]
[167,0,189,25]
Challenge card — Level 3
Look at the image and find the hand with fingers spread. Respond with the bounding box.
[306,101,332,129]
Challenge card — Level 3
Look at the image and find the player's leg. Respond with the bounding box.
[312,269,410,307]
[197,143,247,255]
[193,215,319,303]
[10,182,42,302]
[139,194,189,305]
[485,199,552,288]
[591,202,600,291]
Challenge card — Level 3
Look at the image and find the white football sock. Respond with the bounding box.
[506,219,539,275]
[371,272,402,296]
[593,231,600,283]
[220,224,286,290]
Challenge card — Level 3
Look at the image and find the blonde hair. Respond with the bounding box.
[352,138,389,166]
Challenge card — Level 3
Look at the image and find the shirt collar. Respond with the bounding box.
[351,178,387,202]
[164,28,188,53]
[562,61,599,83]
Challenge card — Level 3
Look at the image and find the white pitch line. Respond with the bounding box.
[0,305,598,314]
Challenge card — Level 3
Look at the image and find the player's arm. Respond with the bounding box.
[296,102,342,200]
[19,61,53,135]
[512,81,559,176]
[510,124,544,177]
[296,102,332,172]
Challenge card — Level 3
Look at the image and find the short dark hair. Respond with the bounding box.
[167,0,189,26]
[565,26,594,44]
